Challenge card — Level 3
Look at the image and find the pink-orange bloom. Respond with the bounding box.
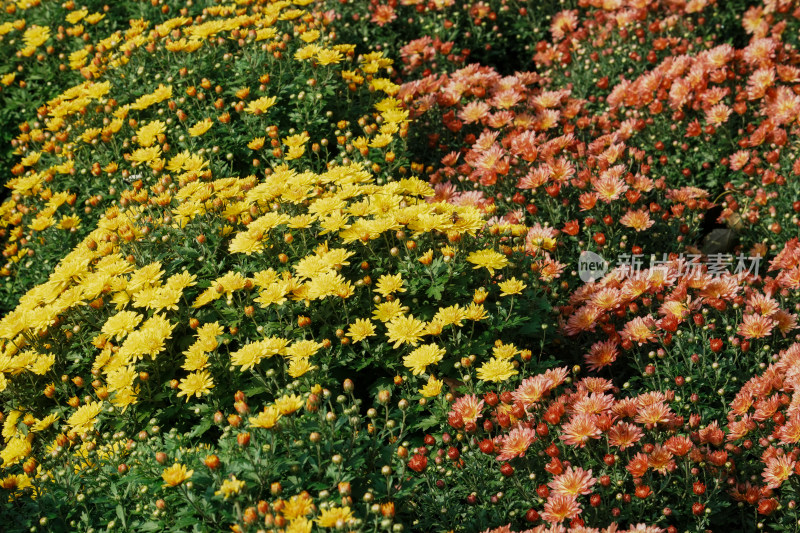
[738,313,775,339]
[762,454,796,489]
[559,413,601,448]
[548,466,596,497]
[620,209,655,232]
[541,493,581,524]
[647,444,675,474]
[496,424,537,462]
[635,401,674,427]
[450,394,484,425]
[621,316,657,345]
[607,422,644,450]
[584,340,619,372]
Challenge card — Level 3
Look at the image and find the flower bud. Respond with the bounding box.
[378,390,391,404]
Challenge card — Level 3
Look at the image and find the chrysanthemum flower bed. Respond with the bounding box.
[1,0,800,531]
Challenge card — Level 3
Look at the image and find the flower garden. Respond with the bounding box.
[1,0,800,531]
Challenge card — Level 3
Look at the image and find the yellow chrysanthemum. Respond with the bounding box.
[288,357,317,378]
[245,95,277,115]
[403,343,445,375]
[130,146,162,165]
[375,273,405,297]
[249,406,281,429]
[386,314,426,348]
[196,322,223,351]
[316,48,344,65]
[467,249,509,275]
[419,376,443,397]
[231,337,289,371]
[432,304,466,328]
[101,311,143,340]
[27,352,55,375]
[182,346,209,372]
[0,473,33,494]
[66,401,104,434]
[248,137,265,150]
[0,437,31,469]
[176,370,214,401]
[368,133,393,148]
[136,120,166,147]
[31,413,59,432]
[346,318,376,342]
[492,342,519,360]
[162,463,193,487]
[372,300,404,322]
[294,44,321,60]
[66,9,89,24]
[57,215,82,230]
[465,303,489,321]
[283,132,310,160]
[498,277,527,297]
[188,118,213,137]
[283,492,314,520]
[285,339,323,360]
[23,25,50,49]
[476,357,518,383]
[230,342,269,372]
[316,506,354,528]
[275,394,304,415]
[215,476,246,499]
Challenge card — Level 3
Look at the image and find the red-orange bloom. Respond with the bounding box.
[664,435,694,456]
[626,452,650,478]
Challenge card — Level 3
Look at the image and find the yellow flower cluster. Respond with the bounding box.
[0,0,546,482]
[248,393,305,429]
[0,0,413,288]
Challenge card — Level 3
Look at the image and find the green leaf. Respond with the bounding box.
[174,515,200,529]
[186,417,213,440]
[244,385,268,397]
[178,246,200,259]
[414,414,441,432]
[425,283,444,301]
[115,504,127,529]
